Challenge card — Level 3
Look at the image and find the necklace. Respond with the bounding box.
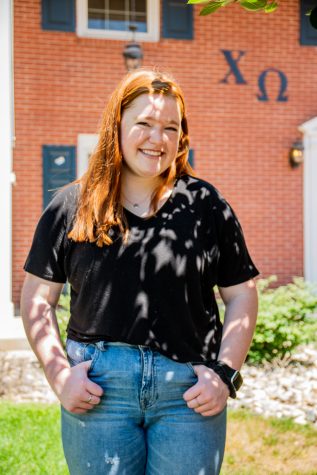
[122,191,152,209]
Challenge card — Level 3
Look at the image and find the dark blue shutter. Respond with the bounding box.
[188,149,195,168]
[163,0,193,39]
[42,0,75,32]
[300,0,317,45]
[43,145,76,209]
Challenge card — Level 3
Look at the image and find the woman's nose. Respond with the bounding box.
[149,127,164,145]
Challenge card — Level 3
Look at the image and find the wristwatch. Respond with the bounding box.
[205,360,243,399]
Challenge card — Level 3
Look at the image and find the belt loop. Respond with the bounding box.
[95,341,106,351]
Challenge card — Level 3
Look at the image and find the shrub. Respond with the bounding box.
[248,276,317,364]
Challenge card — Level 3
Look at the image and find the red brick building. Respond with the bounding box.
[1,0,317,346]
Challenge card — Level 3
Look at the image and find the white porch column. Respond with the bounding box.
[0,0,29,349]
[299,117,317,284]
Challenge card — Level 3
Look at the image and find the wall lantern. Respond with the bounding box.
[289,140,304,168]
[122,25,143,71]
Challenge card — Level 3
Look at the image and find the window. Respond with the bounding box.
[88,0,146,33]
[77,0,159,41]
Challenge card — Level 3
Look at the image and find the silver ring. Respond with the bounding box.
[86,394,93,403]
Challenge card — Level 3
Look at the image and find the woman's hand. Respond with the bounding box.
[183,365,229,416]
[53,360,104,414]
[21,274,104,415]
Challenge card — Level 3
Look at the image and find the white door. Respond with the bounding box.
[299,117,317,283]
[77,134,99,178]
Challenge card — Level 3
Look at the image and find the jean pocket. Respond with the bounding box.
[65,338,100,372]
[185,362,198,378]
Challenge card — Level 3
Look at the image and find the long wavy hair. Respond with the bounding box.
[68,68,194,246]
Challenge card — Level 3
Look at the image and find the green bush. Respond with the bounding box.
[248,276,317,364]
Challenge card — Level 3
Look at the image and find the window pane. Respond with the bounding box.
[133,0,146,14]
[128,10,146,32]
[88,0,105,9]
[109,21,126,30]
[109,12,126,21]
[109,0,125,11]
[88,10,106,29]
[133,19,146,32]
[88,0,106,29]
[109,13,126,31]
[87,0,147,32]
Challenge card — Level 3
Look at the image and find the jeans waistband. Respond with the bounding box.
[83,339,153,351]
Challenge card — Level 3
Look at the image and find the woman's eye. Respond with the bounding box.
[165,127,178,132]
[137,121,150,126]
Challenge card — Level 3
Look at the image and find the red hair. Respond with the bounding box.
[68,68,194,246]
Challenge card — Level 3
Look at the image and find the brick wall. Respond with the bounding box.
[13,0,312,307]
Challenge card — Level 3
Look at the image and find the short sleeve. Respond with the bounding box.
[216,200,260,288]
[23,191,68,283]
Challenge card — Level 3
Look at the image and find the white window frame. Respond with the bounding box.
[76,0,159,42]
[77,133,99,178]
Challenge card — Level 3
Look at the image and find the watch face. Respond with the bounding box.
[231,371,243,390]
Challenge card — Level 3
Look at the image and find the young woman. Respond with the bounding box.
[21,68,259,475]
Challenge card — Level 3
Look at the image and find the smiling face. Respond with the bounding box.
[120,93,182,179]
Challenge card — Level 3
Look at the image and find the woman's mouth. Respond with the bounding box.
[139,149,163,158]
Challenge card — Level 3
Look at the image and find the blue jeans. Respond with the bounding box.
[61,339,227,475]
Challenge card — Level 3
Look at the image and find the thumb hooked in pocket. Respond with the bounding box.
[78,359,92,372]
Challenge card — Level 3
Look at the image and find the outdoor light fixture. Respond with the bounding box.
[122,25,143,71]
[289,140,304,168]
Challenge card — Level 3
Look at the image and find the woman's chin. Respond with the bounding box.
[134,166,163,178]
[122,161,169,179]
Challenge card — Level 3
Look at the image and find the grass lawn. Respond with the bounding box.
[223,410,317,475]
[0,402,316,475]
[0,402,67,475]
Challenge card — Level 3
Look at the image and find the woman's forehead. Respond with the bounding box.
[125,93,181,119]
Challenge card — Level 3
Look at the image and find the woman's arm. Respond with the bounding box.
[183,279,258,416]
[217,278,258,369]
[21,273,103,413]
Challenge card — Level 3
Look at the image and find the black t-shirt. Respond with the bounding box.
[24,174,259,363]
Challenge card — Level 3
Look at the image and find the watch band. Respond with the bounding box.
[204,360,243,399]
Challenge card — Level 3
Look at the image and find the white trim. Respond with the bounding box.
[77,134,99,178]
[76,0,159,42]
[0,0,14,321]
[299,117,317,283]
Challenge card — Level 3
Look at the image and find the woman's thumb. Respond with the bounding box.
[78,359,92,372]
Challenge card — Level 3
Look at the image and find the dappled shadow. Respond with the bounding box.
[63,175,258,363]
